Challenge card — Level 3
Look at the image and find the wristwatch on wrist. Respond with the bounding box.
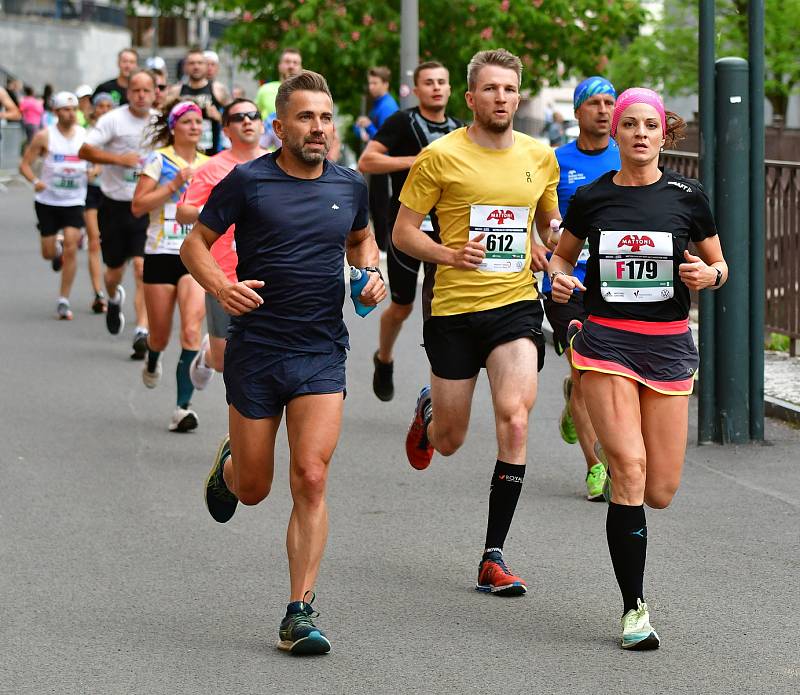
[712,267,722,288]
[363,266,384,281]
[550,270,567,284]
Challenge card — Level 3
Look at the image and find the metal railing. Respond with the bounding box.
[661,150,800,355]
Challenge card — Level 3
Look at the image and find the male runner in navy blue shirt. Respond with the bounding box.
[180,71,386,655]
[541,76,620,502]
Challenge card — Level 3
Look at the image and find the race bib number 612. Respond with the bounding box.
[469,204,529,273]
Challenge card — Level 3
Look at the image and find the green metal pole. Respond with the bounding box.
[749,1,765,441]
[714,57,750,444]
[698,0,716,444]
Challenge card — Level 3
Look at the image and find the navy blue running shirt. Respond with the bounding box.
[199,151,370,352]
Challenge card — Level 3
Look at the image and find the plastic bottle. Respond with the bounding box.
[349,267,376,317]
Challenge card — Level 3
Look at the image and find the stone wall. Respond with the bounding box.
[0,15,132,92]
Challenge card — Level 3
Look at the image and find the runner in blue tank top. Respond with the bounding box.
[541,76,620,501]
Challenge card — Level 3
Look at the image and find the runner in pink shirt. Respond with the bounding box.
[177,98,267,389]
[19,87,45,144]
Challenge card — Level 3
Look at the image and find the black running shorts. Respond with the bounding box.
[387,237,422,306]
[97,196,147,269]
[84,184,103,211]
[543,291,588,356]
[35,202,85,237]
[423,299,545,380]
[143,253,190,286]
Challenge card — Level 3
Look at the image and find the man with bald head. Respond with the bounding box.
[79,70,158,357]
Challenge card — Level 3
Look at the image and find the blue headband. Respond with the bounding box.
[573,76,616,110]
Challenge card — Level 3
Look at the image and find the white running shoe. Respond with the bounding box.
[56,299,73,320]
[190,335,215,390]
[169,407,198,433]
[621,599,660,650]
[142,357,162,389]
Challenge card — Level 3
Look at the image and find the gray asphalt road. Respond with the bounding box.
[1,182,798,695]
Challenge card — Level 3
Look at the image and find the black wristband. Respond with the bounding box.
[363,266,384,281]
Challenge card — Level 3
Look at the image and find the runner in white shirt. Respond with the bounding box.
[79,70,157,358]
[19,92,88,320]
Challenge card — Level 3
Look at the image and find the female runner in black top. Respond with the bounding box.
[547,87,728,651]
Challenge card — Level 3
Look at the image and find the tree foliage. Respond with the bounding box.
[606,0,800,118]
[210,0,645,121]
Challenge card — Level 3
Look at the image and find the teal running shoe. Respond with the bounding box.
[621,599,660,650]
[559,376,578,444]
[204,435,238,523]
[277,593,331,655]
[586,462,607,501]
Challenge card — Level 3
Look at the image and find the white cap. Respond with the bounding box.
[145,56,167,71]
[203,50,220,64]
[52,92,79,109]
[75,84,93,99]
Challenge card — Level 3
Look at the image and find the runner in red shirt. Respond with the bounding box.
[176,98,268,389]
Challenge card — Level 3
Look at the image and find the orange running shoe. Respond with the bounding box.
[475,550,527,596]
[405,386,434,470]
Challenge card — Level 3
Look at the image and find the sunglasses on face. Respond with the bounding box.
[156,84,168,91]
[226,110,261,123]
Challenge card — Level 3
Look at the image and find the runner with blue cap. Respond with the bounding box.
[541,75,620,502]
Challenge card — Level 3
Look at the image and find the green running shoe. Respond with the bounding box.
[593,440,611,503]
[277,593,331,655]
[559,376,578,444]
[586,462,607,501]
[621,599,660,650]
[204,435,238,523]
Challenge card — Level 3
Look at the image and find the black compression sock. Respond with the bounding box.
[484,460,526,551]
[606,502,647,613]
[147,349,161,373]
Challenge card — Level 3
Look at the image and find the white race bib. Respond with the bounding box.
[469,204,529,273]
[160,203,188,251]
[598,230,674,302]
[199,120,213,151]
[420,214,434,233]
[52,160,85,190]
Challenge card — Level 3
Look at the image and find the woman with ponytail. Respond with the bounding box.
[131,99,209,432]
[548,88,728,650]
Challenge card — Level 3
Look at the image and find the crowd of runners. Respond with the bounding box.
[17,45,728,657]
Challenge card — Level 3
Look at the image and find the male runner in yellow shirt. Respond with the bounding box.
[394,49,560,596]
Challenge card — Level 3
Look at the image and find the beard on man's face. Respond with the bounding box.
[475,109,512,133]
[284,132,329,164]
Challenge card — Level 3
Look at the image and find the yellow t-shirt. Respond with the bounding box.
[399,127,559,317]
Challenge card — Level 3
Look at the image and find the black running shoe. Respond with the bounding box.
[277,593,331,655]
[106,286,125,336]
[204,435,238,523]
[372,351,394,401]
[51,240,63,272]
[91,292,107,314]
[131,330,148,360]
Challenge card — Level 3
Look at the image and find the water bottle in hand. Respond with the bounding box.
[349,267,376,317]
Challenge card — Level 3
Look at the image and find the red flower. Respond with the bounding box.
[351,31,361,41]
[480,26,493,40]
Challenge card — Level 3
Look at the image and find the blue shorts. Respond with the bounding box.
[224,339,347,419]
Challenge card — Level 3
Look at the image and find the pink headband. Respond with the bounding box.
[611,87,666,137]
[168,101,202,131]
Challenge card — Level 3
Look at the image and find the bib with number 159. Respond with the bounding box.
[599,230,673,302]
[469,204,529,273]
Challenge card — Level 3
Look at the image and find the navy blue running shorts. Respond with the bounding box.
[224,339,347,419]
